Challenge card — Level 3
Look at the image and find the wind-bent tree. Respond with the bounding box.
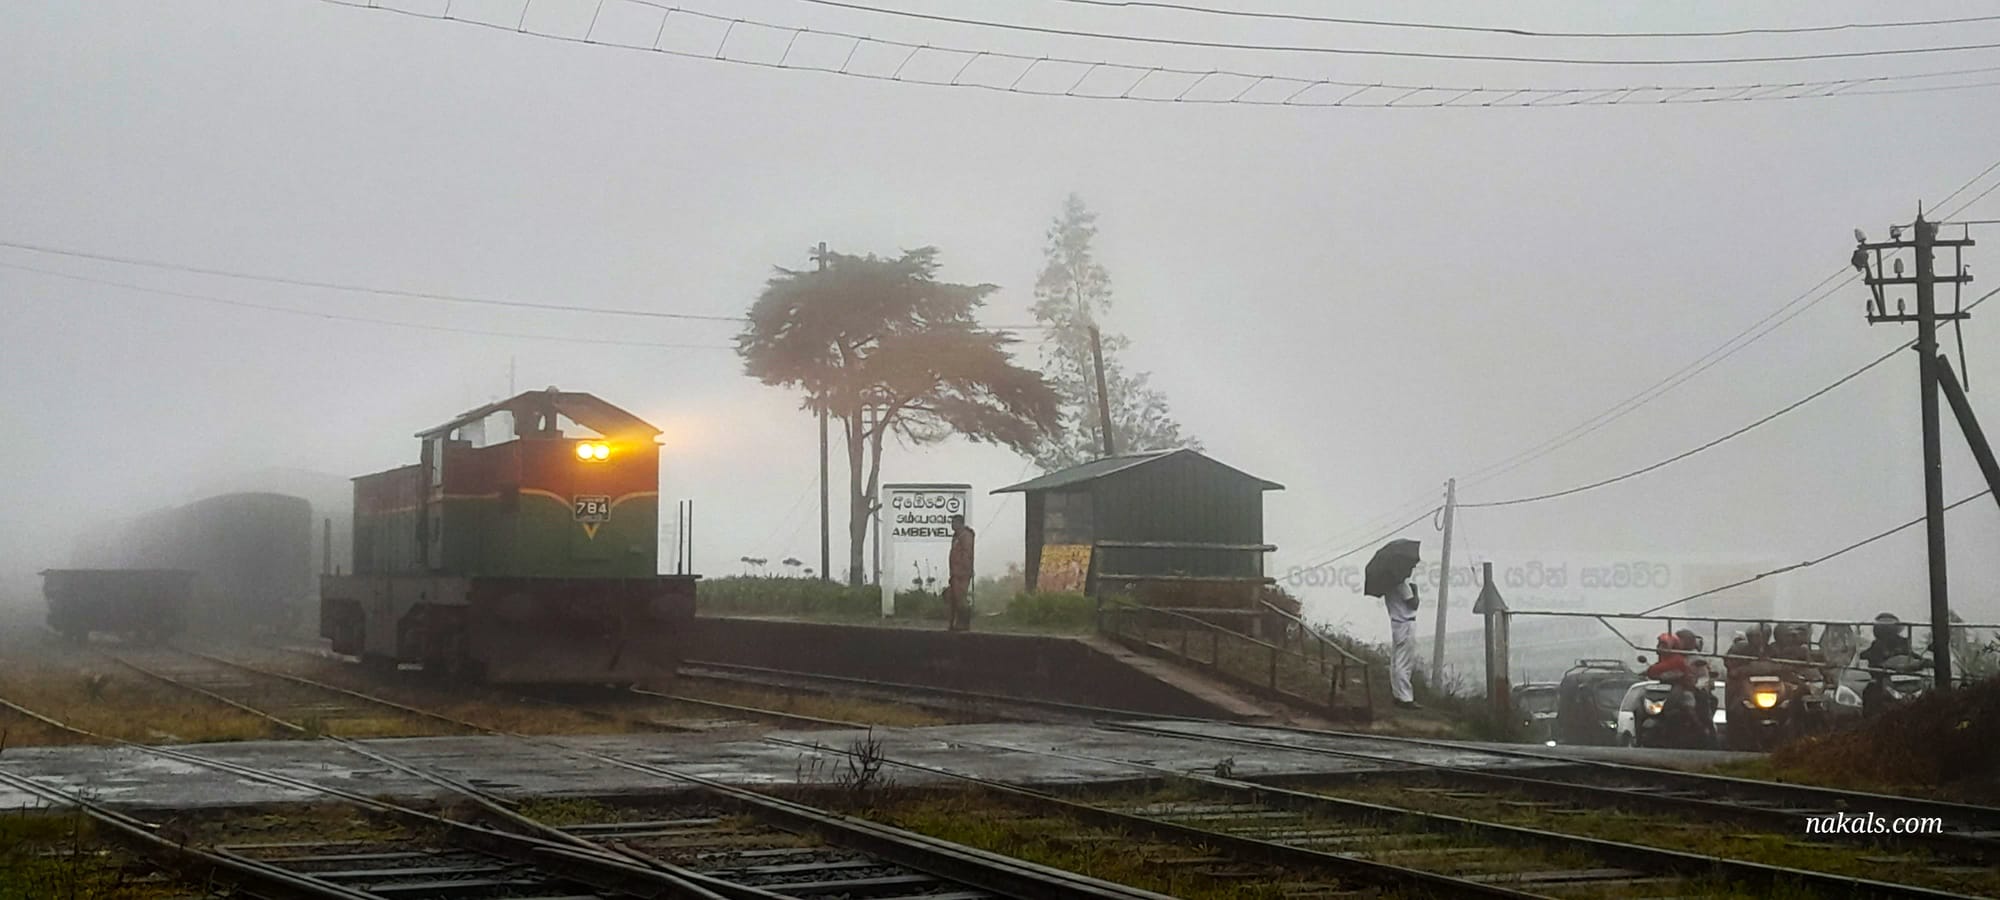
[739,247,1060,586]
[1030,194,1197,471]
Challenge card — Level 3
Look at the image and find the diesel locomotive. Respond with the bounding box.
[319,388,696,684]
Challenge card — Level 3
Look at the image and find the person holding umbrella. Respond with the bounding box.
[1365,539,1423,710]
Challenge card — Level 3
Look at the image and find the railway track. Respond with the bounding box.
[676,660,1177,724]
[780,731,1998,900]
[1108,720,2000,861]
[0,647,1186,900]
[14,642,2000,897]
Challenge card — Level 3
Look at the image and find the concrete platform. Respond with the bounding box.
[0,721,1755,812]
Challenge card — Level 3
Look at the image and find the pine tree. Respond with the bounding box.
[1028,194,1196,471]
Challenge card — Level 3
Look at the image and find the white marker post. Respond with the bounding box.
[878,482,971,617]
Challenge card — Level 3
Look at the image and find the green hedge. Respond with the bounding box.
[998,591,1095,628]
[696,576,949,620]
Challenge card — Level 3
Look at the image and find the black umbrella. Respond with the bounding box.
[1363,539,1421,598]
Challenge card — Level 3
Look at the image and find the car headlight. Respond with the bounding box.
[1752,690,1780,709]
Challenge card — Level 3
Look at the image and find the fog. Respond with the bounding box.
[5,1,2000,647]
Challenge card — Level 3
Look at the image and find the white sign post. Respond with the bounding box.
[877,482,971,617]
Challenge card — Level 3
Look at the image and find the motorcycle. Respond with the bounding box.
[1729,674,1835,751]
[1862,653,1932,717]
[1633,681,1716,749]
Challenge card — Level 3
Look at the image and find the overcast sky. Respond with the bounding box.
[5,1,2000,644]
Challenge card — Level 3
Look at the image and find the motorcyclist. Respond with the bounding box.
[1860,613,1926,715]
[1675,628,1717,740]
[1724,622,1774,712]
[1644,632,1708,743]
[1859,613,1914,668]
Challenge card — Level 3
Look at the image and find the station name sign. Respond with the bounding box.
[885,486,969,541]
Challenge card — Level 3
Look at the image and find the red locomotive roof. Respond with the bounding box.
[419,388,661,443]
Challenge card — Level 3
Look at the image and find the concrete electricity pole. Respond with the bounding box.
[1430,478,1456,680]
[814,242,832,582]
[1857,214,1976,690]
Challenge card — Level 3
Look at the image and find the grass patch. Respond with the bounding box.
[516,797,619,827]
[847,791,1359,900]
[1312,776,1999,897]
[0,659,274,746]
[0,807,182,900]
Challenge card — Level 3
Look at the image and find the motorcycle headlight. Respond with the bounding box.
[1752,690,1780,709]
[1644,700,1664,715]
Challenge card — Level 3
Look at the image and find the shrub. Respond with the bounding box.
[1000,591,1095,629]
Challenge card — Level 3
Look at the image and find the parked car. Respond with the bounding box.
[1510,682,1559,743]
[1555,659,1645,746]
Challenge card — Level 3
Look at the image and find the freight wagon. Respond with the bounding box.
[101,492,315,636]
[42,568,194,642]
[320,388,696,684]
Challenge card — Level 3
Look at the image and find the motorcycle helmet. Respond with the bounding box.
[1872,612,1902,644]
[1655,632,1680,651]
[1674,629,1703,653]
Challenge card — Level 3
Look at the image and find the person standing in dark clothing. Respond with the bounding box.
[946,514,974,631]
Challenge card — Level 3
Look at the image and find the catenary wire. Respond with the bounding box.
[0,261,736,350]
[792,0,2000,67]
[0,238,749,324]
[1047,0,2000,40]
[316,0,2000,107]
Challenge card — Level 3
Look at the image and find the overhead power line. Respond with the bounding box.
[795,0,2000,67]
[316,0,2000,108]
[1290,504,1442,576]
[1049,0,2000,41]
[0,238,749,324]
[1636,487,1997,617]
[0,261,737,350]
[1459,153,2000,491]
[1464,343,1908,509]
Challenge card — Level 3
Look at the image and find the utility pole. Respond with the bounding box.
[1858,214,1976,690]
[1089,324,1115,456]
[1073,284,1116,458]
[1430,478,1456,680]
[815,242,832,583]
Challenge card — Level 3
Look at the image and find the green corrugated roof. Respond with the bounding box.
[992,448,1283,493]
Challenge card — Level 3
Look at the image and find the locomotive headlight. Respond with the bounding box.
[575,441,611,461]
[592,443,609,460]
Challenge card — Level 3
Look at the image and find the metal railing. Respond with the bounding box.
[1097,598,1375,719]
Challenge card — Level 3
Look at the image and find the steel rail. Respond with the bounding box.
[170,646,496,734]
[680,659,1210,722]
[1238,720,2000,833]
[627,685,868,730]
[0,686,728,899]
[268,640,696,733]
[1104,720,2000,860]
[762,735,1549,900]
[174,649,1186,900]
[0,765,376,900]
[793,731,1991,900]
